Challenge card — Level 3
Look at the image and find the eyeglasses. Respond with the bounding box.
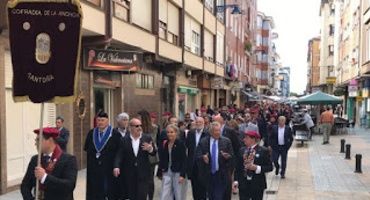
[131,124,142,128]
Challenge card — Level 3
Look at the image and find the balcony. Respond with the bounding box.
[216,65,225,77]
[184,51,203,70]
[158,39,182,63]
[204,60,216,74]
[81,1,105,35]
[112,18,156,53]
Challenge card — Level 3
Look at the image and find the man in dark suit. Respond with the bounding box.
[84,112,122,200]
[186,117,209,200]
[115,112,130,138]
[21,127,78,200]
[213,114,241,200]
[269,116,293,178]
[234,130,273,200]
[196,121,234,200]
[55,116,70,152]
[114,118,157,200]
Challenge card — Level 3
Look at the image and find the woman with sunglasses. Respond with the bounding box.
[158,124,188,200]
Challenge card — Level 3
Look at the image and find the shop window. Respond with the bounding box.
[113,0,130,21]
[136,74,154,89]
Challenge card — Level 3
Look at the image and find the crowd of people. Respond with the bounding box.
[21,102,299,200]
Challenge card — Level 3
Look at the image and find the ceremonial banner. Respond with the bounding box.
[7,0,83,103]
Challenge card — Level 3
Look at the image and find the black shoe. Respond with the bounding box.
[281,175,285,179]
[275,165,280,175]
[322,141,329,145]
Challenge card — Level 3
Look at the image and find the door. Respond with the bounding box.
[94,88,114,120]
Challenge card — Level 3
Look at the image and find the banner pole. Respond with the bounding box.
[35,103,45,200]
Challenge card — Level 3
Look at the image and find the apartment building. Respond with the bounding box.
[307,37,321,93]
[0,0,227,192]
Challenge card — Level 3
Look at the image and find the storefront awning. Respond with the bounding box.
[178,86,199,95]
[241,90,261,101]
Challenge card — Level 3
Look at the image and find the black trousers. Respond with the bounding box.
[126,168,149,200]
[272,146,288,176]
[208,172,226,200]
[190,165,207,200]
[147,165,155,200]
[239,188,264,200]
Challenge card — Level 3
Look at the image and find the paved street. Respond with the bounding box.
[1,128,370,200]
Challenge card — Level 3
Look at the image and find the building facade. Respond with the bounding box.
[307,37,321,93]
[319,0,336,93]
[0,0,228,193]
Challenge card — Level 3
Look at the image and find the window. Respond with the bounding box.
[159,21,167,39]
[113,0,130,21]
[205,0,214,13]
[192,31,201,55]
[367,28,370,61]
[216,31,225,65]
[329,24,335,36]
[131,0,152,31]
[216,0,225,21]
[329,45,334,56]
[330,4,335,16]
[136,74,154,89]
[204,30,215,61]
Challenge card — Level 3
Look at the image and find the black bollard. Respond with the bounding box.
[345,144,351,159]
[355,154,362,173]
[340,139,345,153]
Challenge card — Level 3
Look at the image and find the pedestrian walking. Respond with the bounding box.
[159,124,187,200]
[84,112,122,200]
[55,116,70,152]
[269,116,293,179]
[234,130,273,200]
[115,112,130,138]
[320,106,334,144]
[114,118,157,200]
[21,128,78,200]
[300,109,314,139]
[196,122,234,200]
[186,117,209,200]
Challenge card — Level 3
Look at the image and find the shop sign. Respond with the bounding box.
[326,77,336,84]
[84,48,143,72]
[348,85,358,97]
[211,77,224,89]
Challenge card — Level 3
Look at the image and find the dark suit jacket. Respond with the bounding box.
[21,153,78,200]
[196,136,234,187]
[235,145,273,191]
[56,127,70,152]
[222,125,241,158]
[269,125,293,150]
[114,134,157,182]
[158,139,187,178]
[185,129,209,178]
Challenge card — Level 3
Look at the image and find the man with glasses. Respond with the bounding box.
[114,118,157,200]
[84,112,122,200]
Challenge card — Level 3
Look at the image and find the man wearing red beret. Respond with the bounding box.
[21,127,78,200]
[234,130,273,200]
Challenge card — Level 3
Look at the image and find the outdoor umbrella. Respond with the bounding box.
[297,91,343,105]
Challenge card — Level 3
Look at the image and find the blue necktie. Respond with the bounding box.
[211,140,217,174]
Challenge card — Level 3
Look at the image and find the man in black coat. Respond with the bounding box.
[268,116,293,178]
[213,114,241,200]
[84,112,122,200]
[196,121,234,200]
[21,127,77,200]
[55,116,70,152]
[234,130,273,200]
[186,117,209,200]
[114,118,157,200]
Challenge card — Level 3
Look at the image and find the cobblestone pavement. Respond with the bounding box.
[1,128,370,200]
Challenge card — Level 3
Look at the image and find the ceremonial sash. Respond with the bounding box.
[93,125,113,158]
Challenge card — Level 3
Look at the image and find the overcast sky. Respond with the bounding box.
[257,0,321,94]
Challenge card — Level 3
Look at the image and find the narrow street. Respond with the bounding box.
[1,128,369,200]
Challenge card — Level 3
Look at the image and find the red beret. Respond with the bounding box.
[150,112,157,118]
[245,130,261,139]
[33,127,60,138]
[162,112,172,117]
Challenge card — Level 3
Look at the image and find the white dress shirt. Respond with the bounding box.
[278,126,285,145]
[195,129,203,146]
[41,152,53,184]
[131,134,142,157]
[210,137,219,171]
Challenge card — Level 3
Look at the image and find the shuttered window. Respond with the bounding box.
[131,0,152,31]
[204,30,214,61]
